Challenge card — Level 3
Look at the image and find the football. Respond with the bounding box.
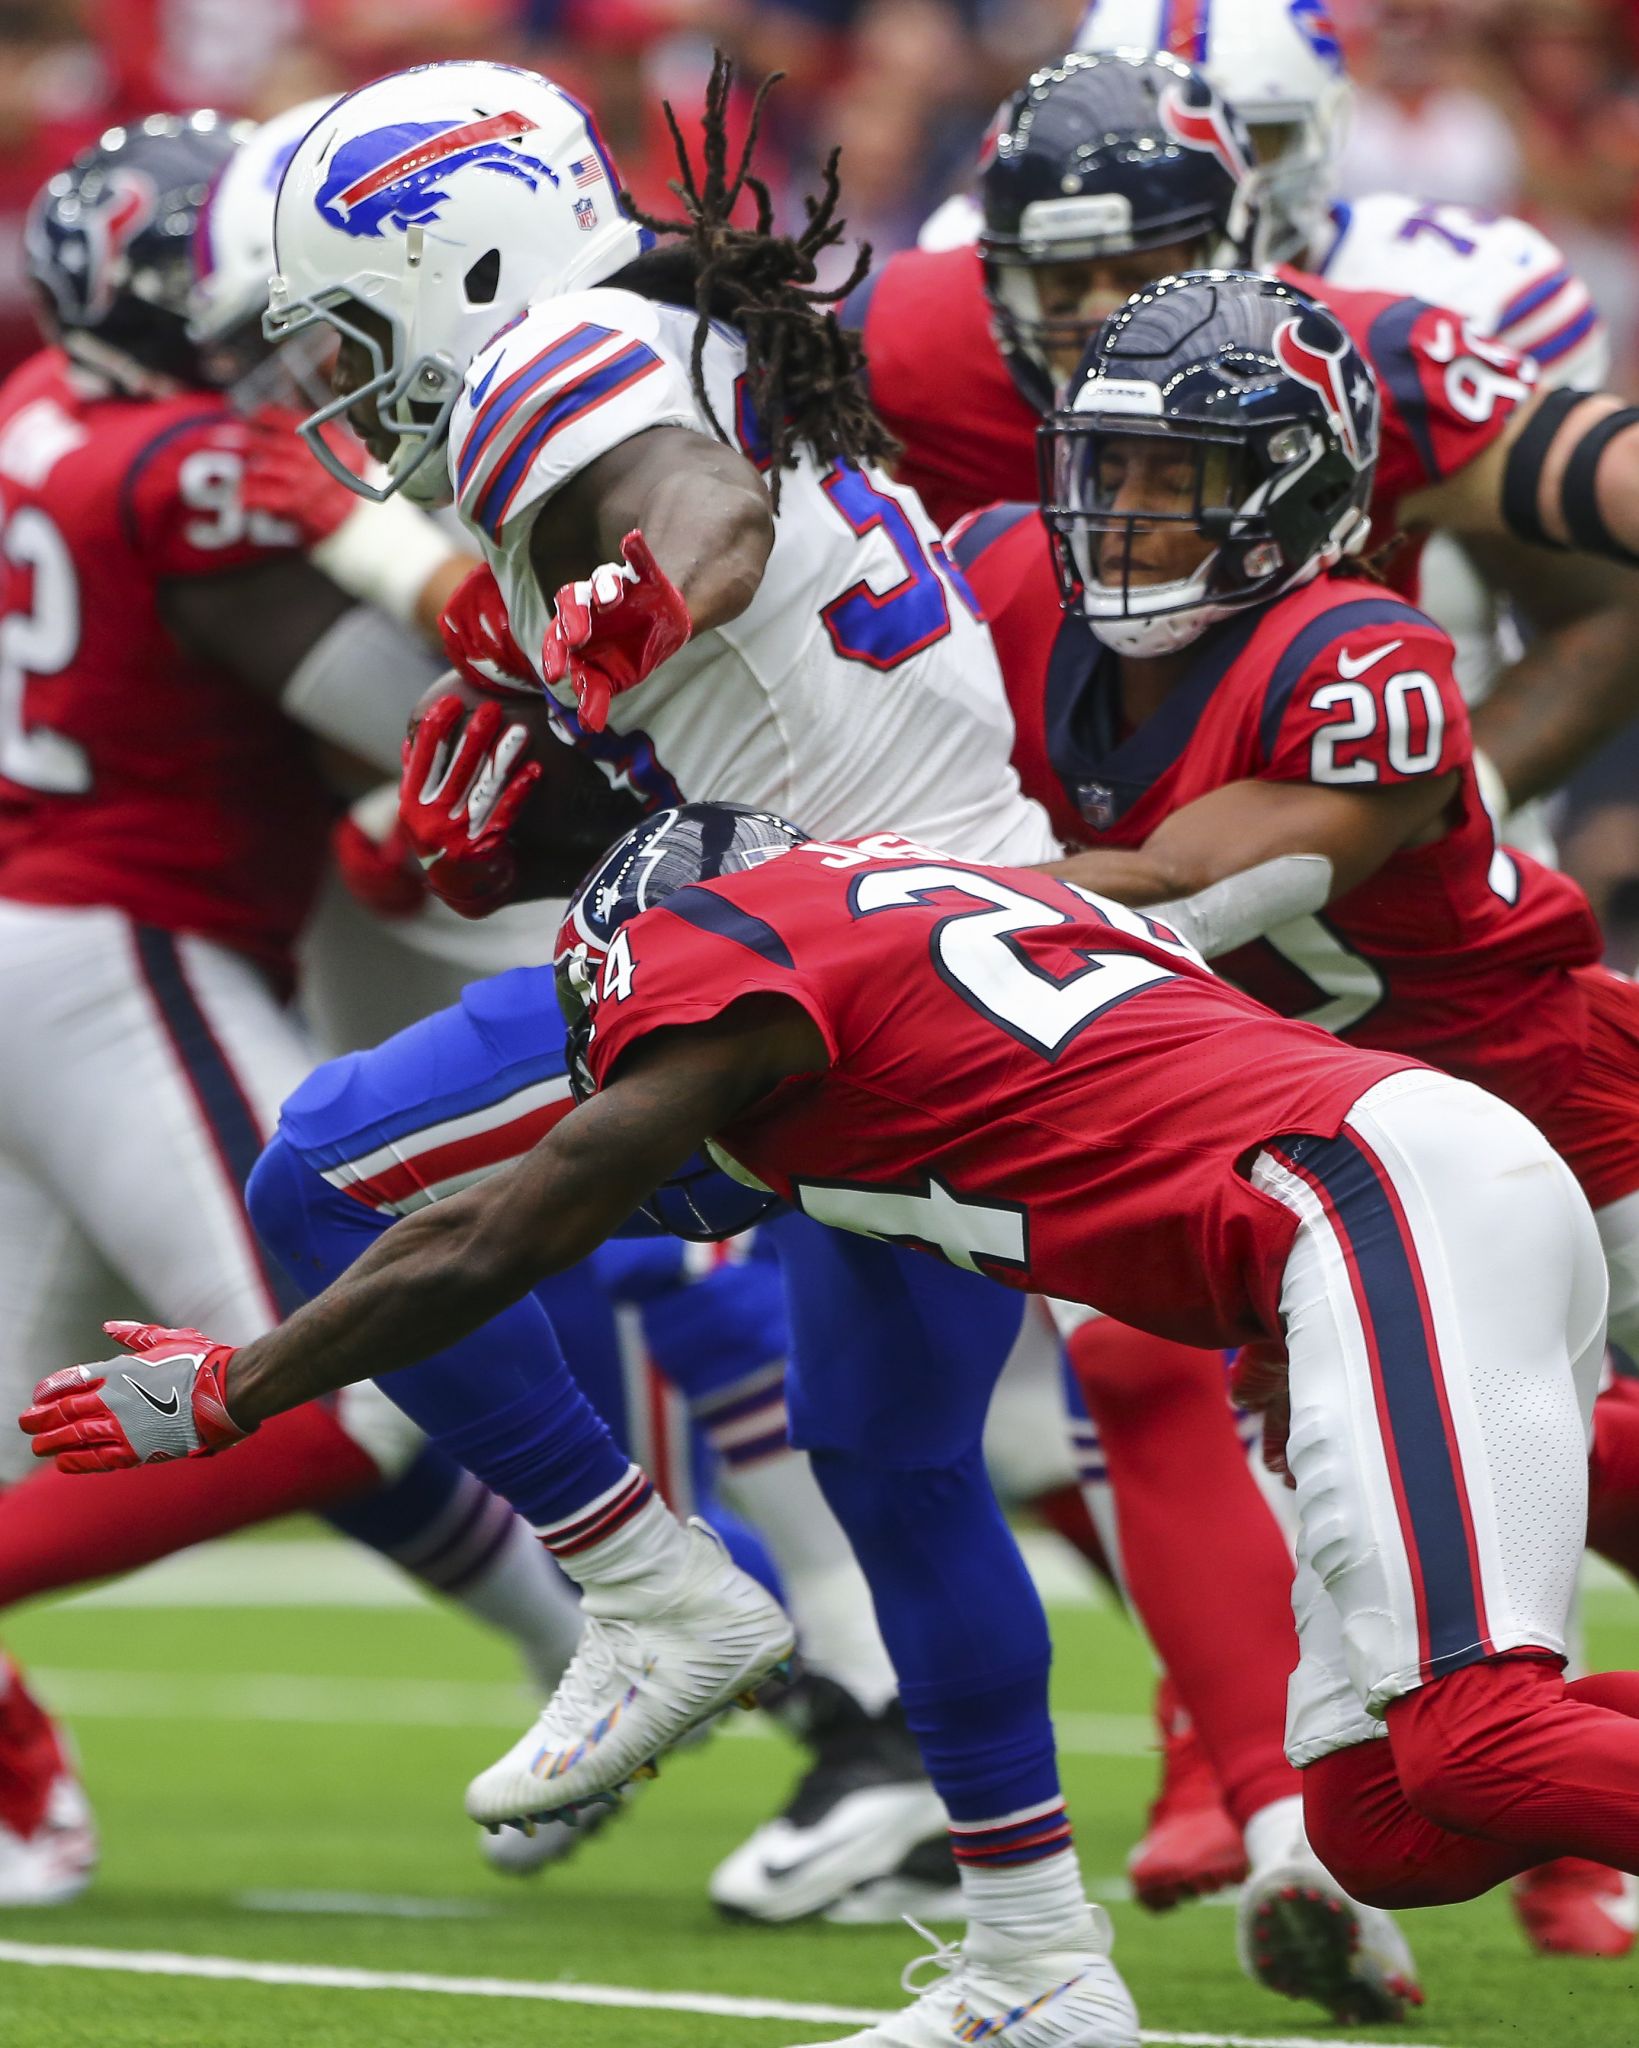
[410,670,647,901]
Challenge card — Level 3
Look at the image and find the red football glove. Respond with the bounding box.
[398,690,543,918]
[237,405,366,546]
[1230,1339,1294,1488]
[331,811,429,920]
[21,1322,251,1474]
[542,529,691,733]
[439,562,538,695]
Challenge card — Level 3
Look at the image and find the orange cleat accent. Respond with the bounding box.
[1512,1858,1638,1958]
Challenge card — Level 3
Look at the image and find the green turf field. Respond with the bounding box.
[3,1528,1637,2047]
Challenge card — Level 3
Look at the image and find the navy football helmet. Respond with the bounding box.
[1040,269,1378,656]
[555,803,808,1242]
[26,111,253,392]
[978,50,1259,410]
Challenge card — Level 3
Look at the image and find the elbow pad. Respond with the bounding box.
[1502,387,1639,566]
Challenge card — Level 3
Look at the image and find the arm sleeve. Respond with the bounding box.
[586,896,838,1091]
[121,413,314,576]
[1260,607,1471,789]
[451,289,702,544]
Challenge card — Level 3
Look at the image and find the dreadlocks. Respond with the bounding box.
[609,52,898,507]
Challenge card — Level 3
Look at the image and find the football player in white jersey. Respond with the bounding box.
[256,58,1185,2047]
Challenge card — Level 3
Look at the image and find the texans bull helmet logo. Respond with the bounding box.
[1273,313,1377,469]
[1158,81,1250,187]
[35,167,156,324]
[316,110,559,238]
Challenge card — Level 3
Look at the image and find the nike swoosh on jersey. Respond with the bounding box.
[122,1374,182,1417]
[1336,640,1404,678]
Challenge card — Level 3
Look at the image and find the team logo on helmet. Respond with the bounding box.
[316,111,559,238]
[1290,0,1345,70]
[1274,315,1371,467]
[1159,83,1250,187]
[39,167,157,323]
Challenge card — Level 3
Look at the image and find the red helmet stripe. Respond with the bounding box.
[338,111,541,213]
[1274,317,1362,464]
[1159,84,1248,186]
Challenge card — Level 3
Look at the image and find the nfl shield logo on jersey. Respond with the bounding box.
[574,196,598,232]
[316,111,559,237]
[1077,781,1117,829]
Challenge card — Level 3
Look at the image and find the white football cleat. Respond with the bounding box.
[790,1908,1140,2047]
[1237,1848,1423,2024]
[465,1520,793,1826]
[0,1767,97,1906]
[712,1677,948,1924]
[479,1789,624,1875]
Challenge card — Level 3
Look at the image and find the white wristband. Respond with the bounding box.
[309,494,467,630]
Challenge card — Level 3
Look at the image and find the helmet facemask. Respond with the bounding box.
[984,206,1243,409]
[1042,409,1364,655]
[263,278,462,505]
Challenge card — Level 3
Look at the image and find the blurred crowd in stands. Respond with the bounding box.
[3,0,1639,928]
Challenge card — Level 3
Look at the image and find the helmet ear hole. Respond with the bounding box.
[463,249,501,306]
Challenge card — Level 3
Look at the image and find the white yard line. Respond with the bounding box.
[0,1939,1440,2047]
[27,1664,1154,1756]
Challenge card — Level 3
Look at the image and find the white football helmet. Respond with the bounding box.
[1075,0,1350,262]
[191,96,339,356]
[264,61,649,505]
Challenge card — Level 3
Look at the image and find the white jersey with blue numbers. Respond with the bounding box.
[1313,194,1609,389]
[447,286,1059,863]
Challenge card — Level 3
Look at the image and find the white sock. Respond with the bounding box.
[1244,1793,1307,1870]
[712,1441,898,1713]
[951,1801,1091,1948]
[961,1842,1093,1950]
[535,1468,692,1614]
[449,1516,584,1694]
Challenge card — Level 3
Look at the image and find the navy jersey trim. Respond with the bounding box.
[1257,596,1433,764]
[1045,608,1262,830]
[662,887,796,970]
[1366,296,1440,483]
[949,502,1035,577]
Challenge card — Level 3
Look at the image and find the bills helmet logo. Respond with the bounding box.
[317,112,558,238]
[1159,84,1249,187]
[1290,0,1345,70]
[1274,315,1374,468]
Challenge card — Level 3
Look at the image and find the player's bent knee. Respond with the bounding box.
[1387,1654,1562,1837]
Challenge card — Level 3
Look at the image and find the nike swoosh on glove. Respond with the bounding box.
[439,561,539,695]
[542,529,691,732]
[21,1322,252,1473]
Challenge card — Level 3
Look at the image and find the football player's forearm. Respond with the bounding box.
[632,468,774,633]
[1471,606,1639,808]
[1032,846,1180,903]
[222,1192,556,1425]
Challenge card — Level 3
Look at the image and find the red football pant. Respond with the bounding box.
[1588,1373,1639,1585]
[1069,1317,1298,1825]
[1306,1655,1639,1907]
[0,1401,379,1607]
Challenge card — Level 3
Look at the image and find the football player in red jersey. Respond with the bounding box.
[953,265,1639,1991]
[0,111,614,1901]
[29,799,1639,2048]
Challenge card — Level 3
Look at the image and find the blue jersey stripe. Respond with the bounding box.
[948,501,1034,576]
[456,322,615,500]
[1529,305,1598,368]
[474,340,661,540]
[1497,266,1572,334]
[662,886,797,970]
[1276,1130,1487,1677]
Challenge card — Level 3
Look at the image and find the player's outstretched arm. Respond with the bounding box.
[22,1002,824,1469]
[527,427,776,730]
[1039,776,1457,939]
